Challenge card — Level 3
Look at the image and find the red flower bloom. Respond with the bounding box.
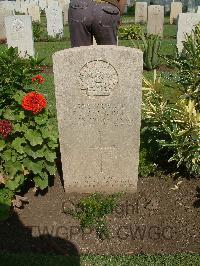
[0,120,13,138]
[32,75,45,84]
[22,92,47,114]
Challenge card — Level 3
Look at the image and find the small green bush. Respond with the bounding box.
[0,48,58,221]
[165,22,200,108]
[132,34,161,70]
[32,21,44,42]
[64,193,122,240]
[118,24,144,40]
[142,76,200,177]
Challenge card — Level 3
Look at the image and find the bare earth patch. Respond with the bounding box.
[0,176,200,255]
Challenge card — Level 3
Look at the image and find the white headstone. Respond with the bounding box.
[47,0,59,7]
[53,46,143,193]
[46,6,63,37]
[197,6,200,13]
[20,0,29,14]
[39,0,47,10]
[0,7,13,39]
[28,4,40,22]
[177,13,200,52]
[135,2,148,24]
[5,15,34,57]
[63,4,69,25]
[147,5,164,37]
[170,2,182,24]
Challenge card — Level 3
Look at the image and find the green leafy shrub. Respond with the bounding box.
[0,48,58,221]
[132,34,161,70]
[118,24,144,40]
[32,21,44,42]
[0,188,14,220]
[139,147,157,177]
[0,47,45,109]
[64,193,122,240]
[142,76,200,177]
[165,23,200,108]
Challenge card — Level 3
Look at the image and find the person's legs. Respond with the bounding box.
[92,2,120,45]
[68,0,93,47]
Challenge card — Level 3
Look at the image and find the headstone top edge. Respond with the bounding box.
[53,46,143,59]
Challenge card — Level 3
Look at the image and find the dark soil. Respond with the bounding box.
[0,176,200,256]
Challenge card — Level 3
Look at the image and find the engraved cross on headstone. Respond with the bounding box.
[90,130,116,173]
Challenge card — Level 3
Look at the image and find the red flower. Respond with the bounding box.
[22,92,47,114]
[32,75,45,84]
[0,120,13,138]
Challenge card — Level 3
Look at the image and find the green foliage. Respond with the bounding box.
[32,21,44,42]
[133,34,161,70]
[0,47,58,220]
[165,23,200,108]
[64,193,122,240]
[0,47,45,109]
[142,76,200,176]
[139,147,157,177]
[0,188,14,221]
[118,24,144,40]
[1,102,58,192]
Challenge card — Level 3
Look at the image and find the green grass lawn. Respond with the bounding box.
[0,252,200,266]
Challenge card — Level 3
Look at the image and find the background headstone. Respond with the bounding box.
[63,3,69,25]
[47,0,59,7]
[0,7,13,39]
[135,2,148,24]
[177,13,200,52]
[170,2,182,24]
[28,5,40,22]
[147,5,164,37]
[187,0,196,12]
[39,0,47,10]
[5,15,34,57]
[53,46,143,193]
[46,6,63,37]
[197,6,200,13]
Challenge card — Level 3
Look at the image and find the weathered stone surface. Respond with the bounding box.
[47,0,59,8]
[28,4,40,22]
[147,5,164,37]
[135,2,148,24]
[39,0,47,10]
[170,2,182,24]
[0,6,13,39]
[177,13,200,53]
[63,3,69,25]
[5,15,34,57]
[53,46,143,193]
[46,6,63,37]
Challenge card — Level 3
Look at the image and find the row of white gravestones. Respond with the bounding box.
[5,15,34,57]
[135,2,182,26]
[135,4,164,36]
[53,46,143,193]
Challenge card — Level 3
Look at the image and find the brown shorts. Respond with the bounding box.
[68,0,120,47]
